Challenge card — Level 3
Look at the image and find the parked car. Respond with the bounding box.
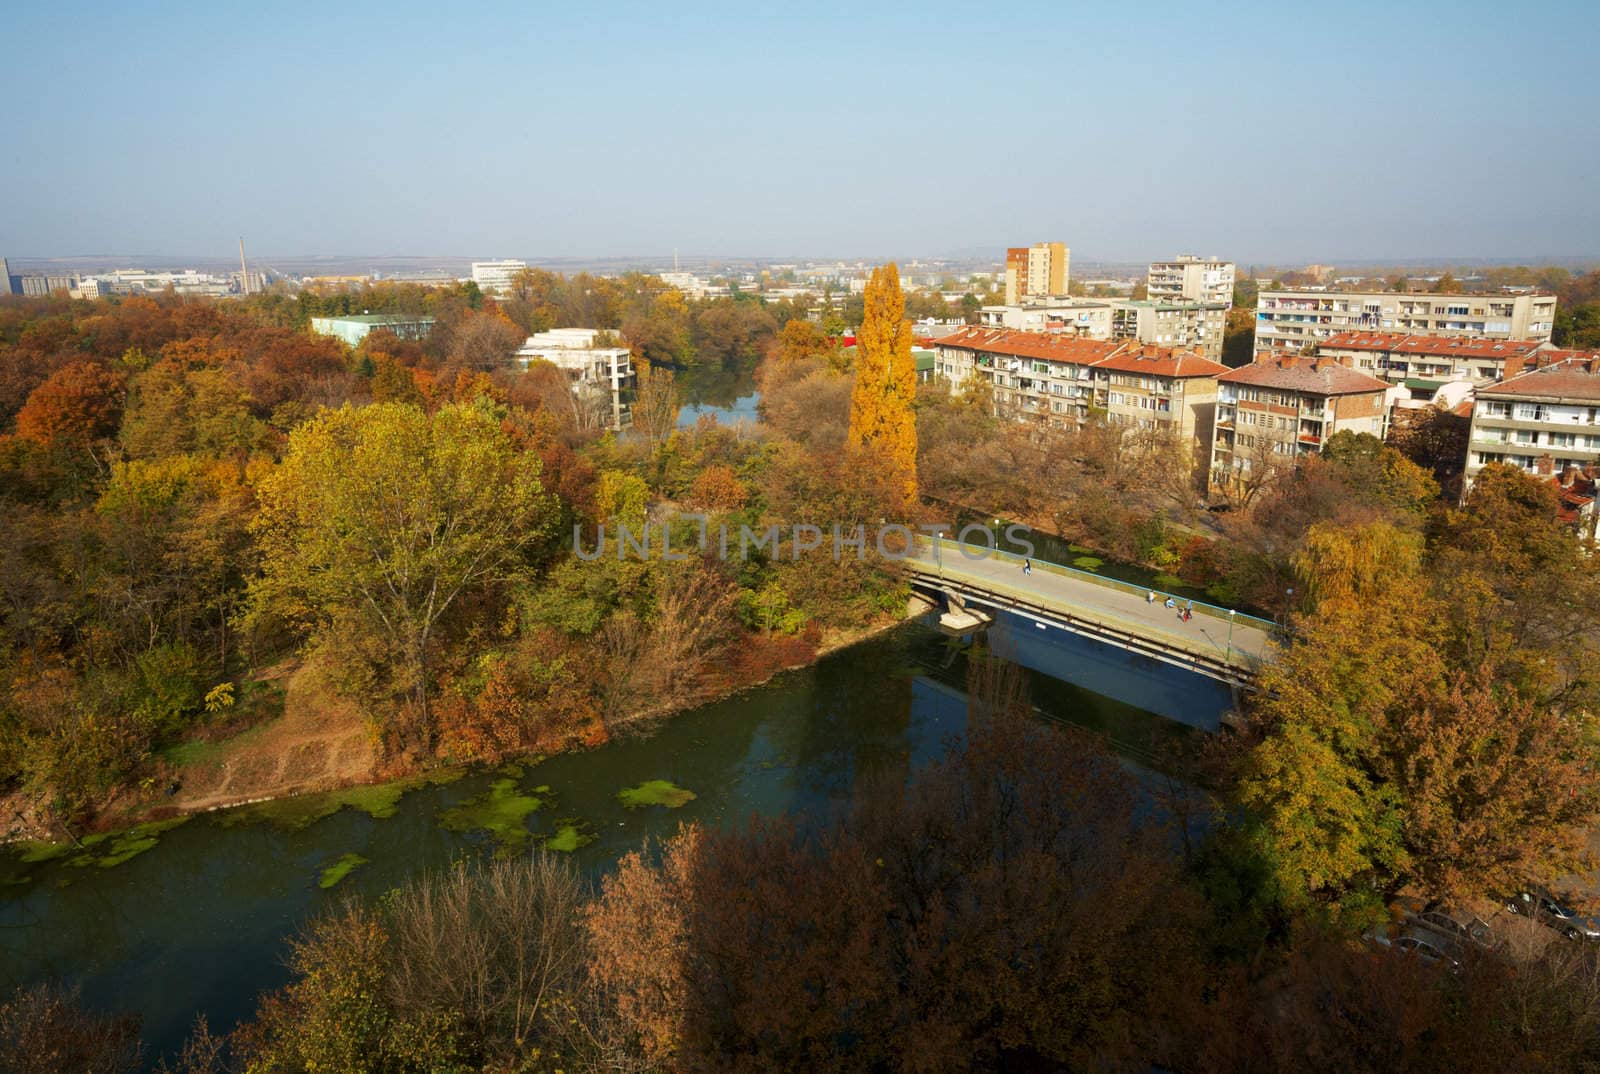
[1364,924,1463,970]
[1407,905,1497,949]
[1505,888,1600,942]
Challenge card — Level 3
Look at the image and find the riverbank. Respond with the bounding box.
[3,601,923,852]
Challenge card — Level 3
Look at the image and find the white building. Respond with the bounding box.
[1147,256,1235,306]
[471,259,528,296]
[1466,353,1600,483]
[979,297,1228,361]
[515,328,635,430]
[1254,289,1557,354]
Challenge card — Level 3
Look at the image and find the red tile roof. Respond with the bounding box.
[1092,345,1228,379]
[1220,355,1391,396]
[1319,331,1546,361]
[928,326,1127,365]
[1477,358,1600,402]
[928,329,1225,378]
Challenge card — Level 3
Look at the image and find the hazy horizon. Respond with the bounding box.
[6,0,1598,265]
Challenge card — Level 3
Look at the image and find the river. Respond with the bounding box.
[0,611,1225,1065]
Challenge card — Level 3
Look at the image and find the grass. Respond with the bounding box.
[318,852,370,889]
[438,778,550,855]
[617,780,697,810]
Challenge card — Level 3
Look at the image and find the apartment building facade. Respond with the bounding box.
[1004,242,1069,305]
[1147,255,1235,306]
[928,328,1225,451]
[1465,355,1600,485]
[979,301,1112,337]
[1093,347,1227,465]
[979,298,1226,360]
[1254,290,1557,353]
[1110,300,1228,362]
[1315,331,1547,386]
[1210,356,1389,491]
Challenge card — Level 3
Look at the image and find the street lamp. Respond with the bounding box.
[1226,608,1236,661]
[935,529,944,579]
[1284,587,1295,640]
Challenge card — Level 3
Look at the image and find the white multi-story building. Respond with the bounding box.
[1147,256,1235,306]
[515,328,635,429]
[1254,289,1557,354]
[1466,353,1600,483]
[979,298,1227,361]
[471,259,528,296]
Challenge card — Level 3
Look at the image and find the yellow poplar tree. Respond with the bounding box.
[847,263,919,508]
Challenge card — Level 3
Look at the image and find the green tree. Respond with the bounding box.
[251,401,557,750]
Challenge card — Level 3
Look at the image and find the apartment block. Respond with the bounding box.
[928,327,1225,450]
[1210,356,1390,491]
[979,301,1112,337]
[1004,242,1069,305]
[979,298,1227,361]
[1147,255,1235,306]
[1254,290,1557,353]
[1315,331,1547,386]
[515,328,635,430]
[1465,354,1600,484]
[1110,299,1228,362]
[1093,347,1228,464]
[471,259,528,296]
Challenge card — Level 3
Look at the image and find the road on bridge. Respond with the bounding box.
[904,543,1277,668]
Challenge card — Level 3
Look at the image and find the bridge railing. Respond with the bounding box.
[912,536,1276,634]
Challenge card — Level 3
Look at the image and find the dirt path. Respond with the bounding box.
[170,660,377,813]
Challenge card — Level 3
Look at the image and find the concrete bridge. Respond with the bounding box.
[903,538,1276,689]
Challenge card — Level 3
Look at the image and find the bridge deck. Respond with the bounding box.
[903,543,1276,677]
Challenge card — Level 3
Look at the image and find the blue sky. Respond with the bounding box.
[4,0,1597,263]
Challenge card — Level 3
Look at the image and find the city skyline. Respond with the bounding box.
[5,0,1598,262]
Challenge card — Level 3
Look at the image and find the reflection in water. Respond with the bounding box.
[0,613,1214,1066]
[674,362,760,427]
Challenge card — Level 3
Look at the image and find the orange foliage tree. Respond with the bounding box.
[14,362,126,448]
[846,263,918,509]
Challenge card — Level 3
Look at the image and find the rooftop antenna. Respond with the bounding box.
[238,237,250,295]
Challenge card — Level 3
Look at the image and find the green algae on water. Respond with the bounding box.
[68,818,192,869]
[1072,556,1103,571]
[217,768,467,831]
[318,852,370,889]
[437,778,549,854]
[616,780,697,810]
[540,817,596,853]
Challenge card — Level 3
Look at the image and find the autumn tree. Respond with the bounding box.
[250,401,558,751]
[1234,519,1600,911]
[585,709,1201,1072]
[846,263,919,509]
[631,361,679,451]
[13,362,126,451]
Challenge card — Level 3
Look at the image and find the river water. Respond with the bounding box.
[0,612,1226,1065]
